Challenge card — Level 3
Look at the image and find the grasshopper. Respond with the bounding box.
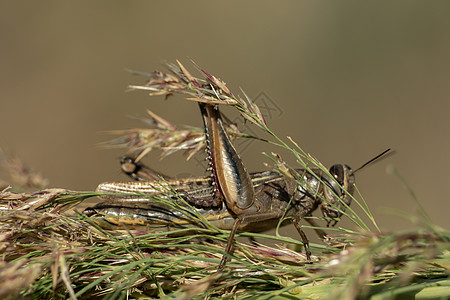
[86,102,390,269]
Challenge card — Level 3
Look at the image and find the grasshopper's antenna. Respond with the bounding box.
[352,148,393,175]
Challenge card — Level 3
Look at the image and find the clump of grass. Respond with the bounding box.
[0,61,449,299]
[1,187,448,299]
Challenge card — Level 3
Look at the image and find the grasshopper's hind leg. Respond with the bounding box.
[218,218,242,271]
[199,103,255,211]
[218,211,288,270]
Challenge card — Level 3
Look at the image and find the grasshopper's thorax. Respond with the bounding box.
[320,164,355,226]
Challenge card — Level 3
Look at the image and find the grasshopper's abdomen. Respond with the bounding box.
[96,177,217,206]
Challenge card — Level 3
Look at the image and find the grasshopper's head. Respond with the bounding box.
[320,164,355,226]
[319,148,392,226]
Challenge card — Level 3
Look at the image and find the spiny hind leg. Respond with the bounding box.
[218,211,285,270]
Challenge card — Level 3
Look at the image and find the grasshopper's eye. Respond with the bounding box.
[321,164,355,226]
[329,164,345,186]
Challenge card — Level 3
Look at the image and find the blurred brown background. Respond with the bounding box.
[1,2,449,233]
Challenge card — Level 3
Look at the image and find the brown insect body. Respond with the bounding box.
[87,101,389,268]
[89,167,334,232]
